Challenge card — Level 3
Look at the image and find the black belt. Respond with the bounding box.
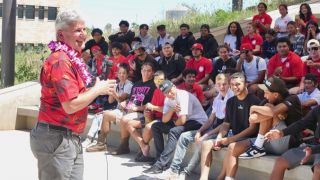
[37,122,77,136]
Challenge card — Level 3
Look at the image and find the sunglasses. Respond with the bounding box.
[240,50,249,54]
[308,47,319,51]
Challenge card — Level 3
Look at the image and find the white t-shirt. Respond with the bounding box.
[241,56,267,82]
[298,88,320,109]
[274,15,292,38]
[224,34,237,50]
[157,34,175,48]
[211,88,234,119]
[163,89,207,124]
[116,80,133,96]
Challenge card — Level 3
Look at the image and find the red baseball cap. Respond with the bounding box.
[91,45,101,52]
[240,43,253,51]
[191,43,204,51]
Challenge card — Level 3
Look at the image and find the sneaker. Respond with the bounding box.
[156,168,179,180]
[134,151,143,161]
[177,170,187,180]
[81,138,93,148]
[239,145,266,159]
[136,154,156,163]
[142,165,163,175]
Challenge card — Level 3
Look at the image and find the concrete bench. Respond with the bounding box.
[16,105,313,180]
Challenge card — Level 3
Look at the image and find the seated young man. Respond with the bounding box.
[86,62,156,153]
[129,70,166,162]
[108,42,128,79]
[143,80,207,175]
[219,77,303,180]
[292,39,320,94]
[236,43,267,95]
[298,73,320,114]
[158,43,185,83]
[199,72,261,180]
[267,37,304,90]
[265,105,320,180]
[160,73,234,179]
[177,69,205,105]
[185,43,213,87]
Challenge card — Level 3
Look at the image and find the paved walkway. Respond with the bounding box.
[0,130,199,180]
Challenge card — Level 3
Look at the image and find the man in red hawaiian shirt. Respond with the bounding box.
[30,11,116,180]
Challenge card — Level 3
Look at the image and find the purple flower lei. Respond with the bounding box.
[48,41,92,85]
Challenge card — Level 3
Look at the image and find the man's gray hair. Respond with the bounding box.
[55,10,84,31]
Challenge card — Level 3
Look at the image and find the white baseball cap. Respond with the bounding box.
[307,39,320,48]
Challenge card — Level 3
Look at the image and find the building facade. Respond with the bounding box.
[0,0,80,45]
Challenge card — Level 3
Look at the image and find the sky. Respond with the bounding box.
[78,0,234,30]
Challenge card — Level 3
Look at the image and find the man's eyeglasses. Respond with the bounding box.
[308,47,320,52]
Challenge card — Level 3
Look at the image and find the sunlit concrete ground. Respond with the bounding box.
[0,130,199,180]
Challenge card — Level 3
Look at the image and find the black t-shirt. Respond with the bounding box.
[133,54,160,82]
[282,95,303,126]
[158,53,186,80]
[224,94,260,135]
[211,58,237,82]
[280,95,303,148]
[127,79,156,113]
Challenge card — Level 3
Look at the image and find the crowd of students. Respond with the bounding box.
[80,2,320,180]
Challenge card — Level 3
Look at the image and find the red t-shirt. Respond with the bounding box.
[252,13,272,33]
[241,34,263,54]
[267,51,304,81]
[150,88,165,119]
[38,51,88,134]
[304,60,320,83]
[108,55,128,79]
[186,57,212,82]
[177,82,205,103]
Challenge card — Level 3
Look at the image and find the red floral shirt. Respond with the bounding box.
[38,51,88,134]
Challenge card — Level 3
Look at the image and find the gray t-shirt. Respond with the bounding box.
[163,89,207,124]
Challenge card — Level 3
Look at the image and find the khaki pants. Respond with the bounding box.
[30,124,83,180]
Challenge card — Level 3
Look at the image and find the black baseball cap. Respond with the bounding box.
[159,80,174,94]
[258,77,289,96]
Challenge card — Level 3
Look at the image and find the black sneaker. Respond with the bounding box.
[136,154,156,162]
[134,151,143,161]
[142,165,163,174]
[239,144,266,159]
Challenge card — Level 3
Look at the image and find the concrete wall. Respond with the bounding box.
[0,81,41,130]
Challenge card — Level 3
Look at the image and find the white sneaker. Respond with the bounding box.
[81,138,93,148]
[177,171,187,180]
[156,168,179,180]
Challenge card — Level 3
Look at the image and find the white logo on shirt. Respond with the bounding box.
[238,105,243,110]
[285,62,290,68]
[199,66,204,72]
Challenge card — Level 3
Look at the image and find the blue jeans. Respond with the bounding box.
[152,120,202,169]
[170,130,217,174]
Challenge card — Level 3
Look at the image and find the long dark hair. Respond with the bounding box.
[299,3,313,21]
[305,20,320,39]
[226,21,244,50]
